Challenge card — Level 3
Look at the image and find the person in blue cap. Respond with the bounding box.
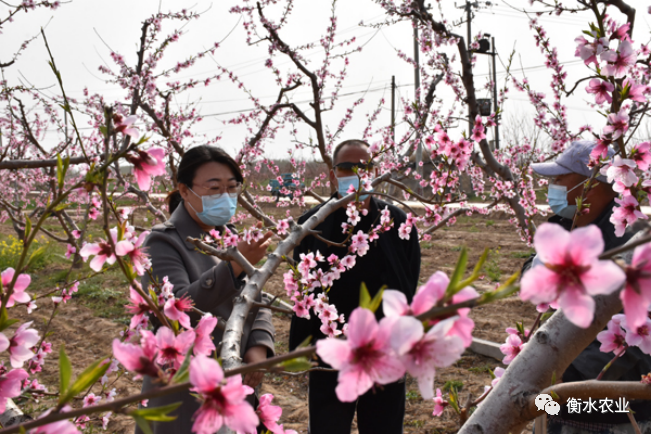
[526,140,651,433]
[531,140,618,229]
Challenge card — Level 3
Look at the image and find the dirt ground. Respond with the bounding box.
[1,202,546,433]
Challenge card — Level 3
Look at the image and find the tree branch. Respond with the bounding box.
[186,237,257,277]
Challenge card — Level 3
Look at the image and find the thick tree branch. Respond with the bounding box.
[219,173,391,370]
[0,156,88,170]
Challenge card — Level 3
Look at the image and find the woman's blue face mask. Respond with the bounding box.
[547,181,584,219]
[336,175,372,200]
[188,188,237,226]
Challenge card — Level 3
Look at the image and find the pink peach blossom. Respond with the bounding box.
[29,406,80,434]
[601,40,636,78]
[194,315,217,356]
[622,316,651,354]
[350,231,369,256]
[398,222,412,240]
[602,110,629,140]
[611,195,647,237]
[383,272,477,346]
[316,308,405,402]
[164,295,193,330]
[1,268,31,307]
[602,156,638,187]
[621,244,651,330]
[115,231,151,276]
[389,316,464,399]
[256,393,283,434]
[0,368,28,413]
[500,333,524,365]
[154,327,194,369]
[125,286,151,330]
[113,114,139,139]
[189,354,258,434]
[112,336,159,378]
[597,314,626,354]
[79,234,117,272]
[126,148,166,191]
[491,367,505,387]
[631,142,651,171]
[432,388,448,416]
[585,78,614,105]
[520,223,626,328]
[9,322,39,368]
[622,77,650,103]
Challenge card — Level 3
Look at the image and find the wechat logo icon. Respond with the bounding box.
[536,394,560,415]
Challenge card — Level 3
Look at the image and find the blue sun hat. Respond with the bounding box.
[530,140,615,183]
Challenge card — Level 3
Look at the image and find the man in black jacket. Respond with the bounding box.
[525,140,651,433]
[289,139,421,434]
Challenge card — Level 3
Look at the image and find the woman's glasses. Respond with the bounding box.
[197,181,243,197]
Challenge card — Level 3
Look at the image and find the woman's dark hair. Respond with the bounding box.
[166,145,243,214]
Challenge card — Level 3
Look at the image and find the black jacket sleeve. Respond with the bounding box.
[406,222,421,298]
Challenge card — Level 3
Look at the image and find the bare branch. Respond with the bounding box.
[186,237,257,277]
[0,156,88,170]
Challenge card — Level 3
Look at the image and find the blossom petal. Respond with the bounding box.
[89,255,107,272]
[534,223,570,264]
[135,169,152,191]
[0,334,9,353]
[520,266,560,304]
[115,240,135,257]
[416,371,436,401]
[12,274,30,292]
[621,285,649,331]
[567,225,604,265]
[412,271,449,315]
[580,260,626,296]
[315,339,350,370]
[79,243,101,258]
[223,401,259,434]
[389,316,424,356]
[335,368,374,402]
[190,354,224,394]
[558,288,595,328]
[346,308,377,348]
[382,290,410,317]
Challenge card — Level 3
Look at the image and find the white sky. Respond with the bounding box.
[1,0,650,159]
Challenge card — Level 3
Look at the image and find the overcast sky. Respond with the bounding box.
[1,0,649,159]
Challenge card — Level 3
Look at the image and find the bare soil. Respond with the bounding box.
[1,204,546,433]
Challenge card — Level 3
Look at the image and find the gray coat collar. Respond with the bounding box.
[167,203,205,250]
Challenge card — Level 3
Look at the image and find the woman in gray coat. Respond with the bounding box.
[135,145,275,433]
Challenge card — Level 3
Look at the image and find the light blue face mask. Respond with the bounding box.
[336,175,372,200]
[188,188,237,226]
[547,182,584,219]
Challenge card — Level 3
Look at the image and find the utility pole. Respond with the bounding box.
[455,1,493,137]
[492,36,499,149]
[457,0,474,136]
[391,75,396,147]
[413,23,423,194]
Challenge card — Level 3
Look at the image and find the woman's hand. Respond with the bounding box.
[231,221,274,276]
[242,345,268,388]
